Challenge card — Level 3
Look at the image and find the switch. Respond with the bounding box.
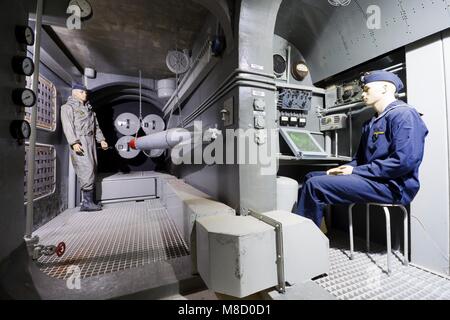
[254,115,265,129]
[221,97,234,126]
[299,117,307,128]
[254,130,267,145]
[253,98,265,111]
[280,116,289,126]
[290,116,298,126]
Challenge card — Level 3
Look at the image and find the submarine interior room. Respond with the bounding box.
[2,0,450,300]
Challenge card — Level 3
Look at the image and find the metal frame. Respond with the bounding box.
[348,203,409,275]
[25,74,57,132]
[279,127,328,159]
[25,0,43,243]
[248,209,286,294]
[24,142,57,204]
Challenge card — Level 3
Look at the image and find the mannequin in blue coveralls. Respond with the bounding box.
[295,70,428,227]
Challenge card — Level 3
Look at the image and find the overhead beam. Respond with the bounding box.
[193,0,234,52]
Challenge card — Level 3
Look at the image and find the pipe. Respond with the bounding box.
[321,92,407,116]
[286,45,291,83]
[68,155,76,209]
[163,68,275,117]
[325,132,332,155]
[349,112,353,157]
[384,63,405,72]
[129,129,193,150]
[25,0,44,240]
[334,131,338,157]
[183,79,277,126]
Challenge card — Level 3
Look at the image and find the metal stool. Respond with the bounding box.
[348,203,409,275]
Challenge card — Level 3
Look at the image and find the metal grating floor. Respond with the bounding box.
[314,242,450,300]
[34,199,189,280]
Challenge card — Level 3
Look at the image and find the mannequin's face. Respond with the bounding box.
[72,89,87,102]
[361,82,386,106]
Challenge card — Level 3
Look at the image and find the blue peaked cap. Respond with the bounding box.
[361,70,404,93]
[72,82,88,91]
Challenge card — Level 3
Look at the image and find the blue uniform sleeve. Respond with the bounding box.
[347,123,368,167]
[352,110,425,180]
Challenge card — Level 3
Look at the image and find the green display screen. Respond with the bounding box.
[287,131,322,152]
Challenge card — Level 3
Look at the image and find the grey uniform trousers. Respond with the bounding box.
[70,133,98,191]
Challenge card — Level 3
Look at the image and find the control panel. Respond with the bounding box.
[319,114,348,131]
[277,88,311,128]
[325,79,363,108]
[277,88,312,111]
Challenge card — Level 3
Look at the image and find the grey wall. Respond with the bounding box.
[170,14,241,208]
[173,0,283,215]
[0,0,29,262]
[408,31,450,275]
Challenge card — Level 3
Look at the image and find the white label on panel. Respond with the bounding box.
[252,90,266,97]
[251,64,264,70]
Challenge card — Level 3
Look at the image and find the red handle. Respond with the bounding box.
[56,242,66,257]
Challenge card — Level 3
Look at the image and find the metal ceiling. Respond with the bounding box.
[50,0,209,78]
[275,0,450,83]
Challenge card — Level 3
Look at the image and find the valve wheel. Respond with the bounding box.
[56,242,66,257]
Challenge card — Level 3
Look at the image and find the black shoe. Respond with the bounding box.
[80,190,102,212]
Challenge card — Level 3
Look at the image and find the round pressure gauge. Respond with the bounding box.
[10,120,31,140]
[12,56,34,76]
[12,88,36,107]
[292,61,309,81]
[273,54,287,78]
[68,0,93,20]
[15,26,35,46]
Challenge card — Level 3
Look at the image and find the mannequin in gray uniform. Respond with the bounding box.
[61,83,108,211]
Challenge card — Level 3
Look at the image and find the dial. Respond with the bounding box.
[12,56,34,76]
[68,0,93,19]
[21,121,31,139]
[273,54,287,78]
[292,61,309,81]
[22,58,34,75]
[12,88,36,107]
[10,120,31,140]
[21,89,36,107]
[15,26,35,46]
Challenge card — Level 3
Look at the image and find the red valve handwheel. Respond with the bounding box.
[56,242,66,257]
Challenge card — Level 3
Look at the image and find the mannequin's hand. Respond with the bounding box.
[100,140,108,150]
[72,143,84,155]
[327,165,354,176]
